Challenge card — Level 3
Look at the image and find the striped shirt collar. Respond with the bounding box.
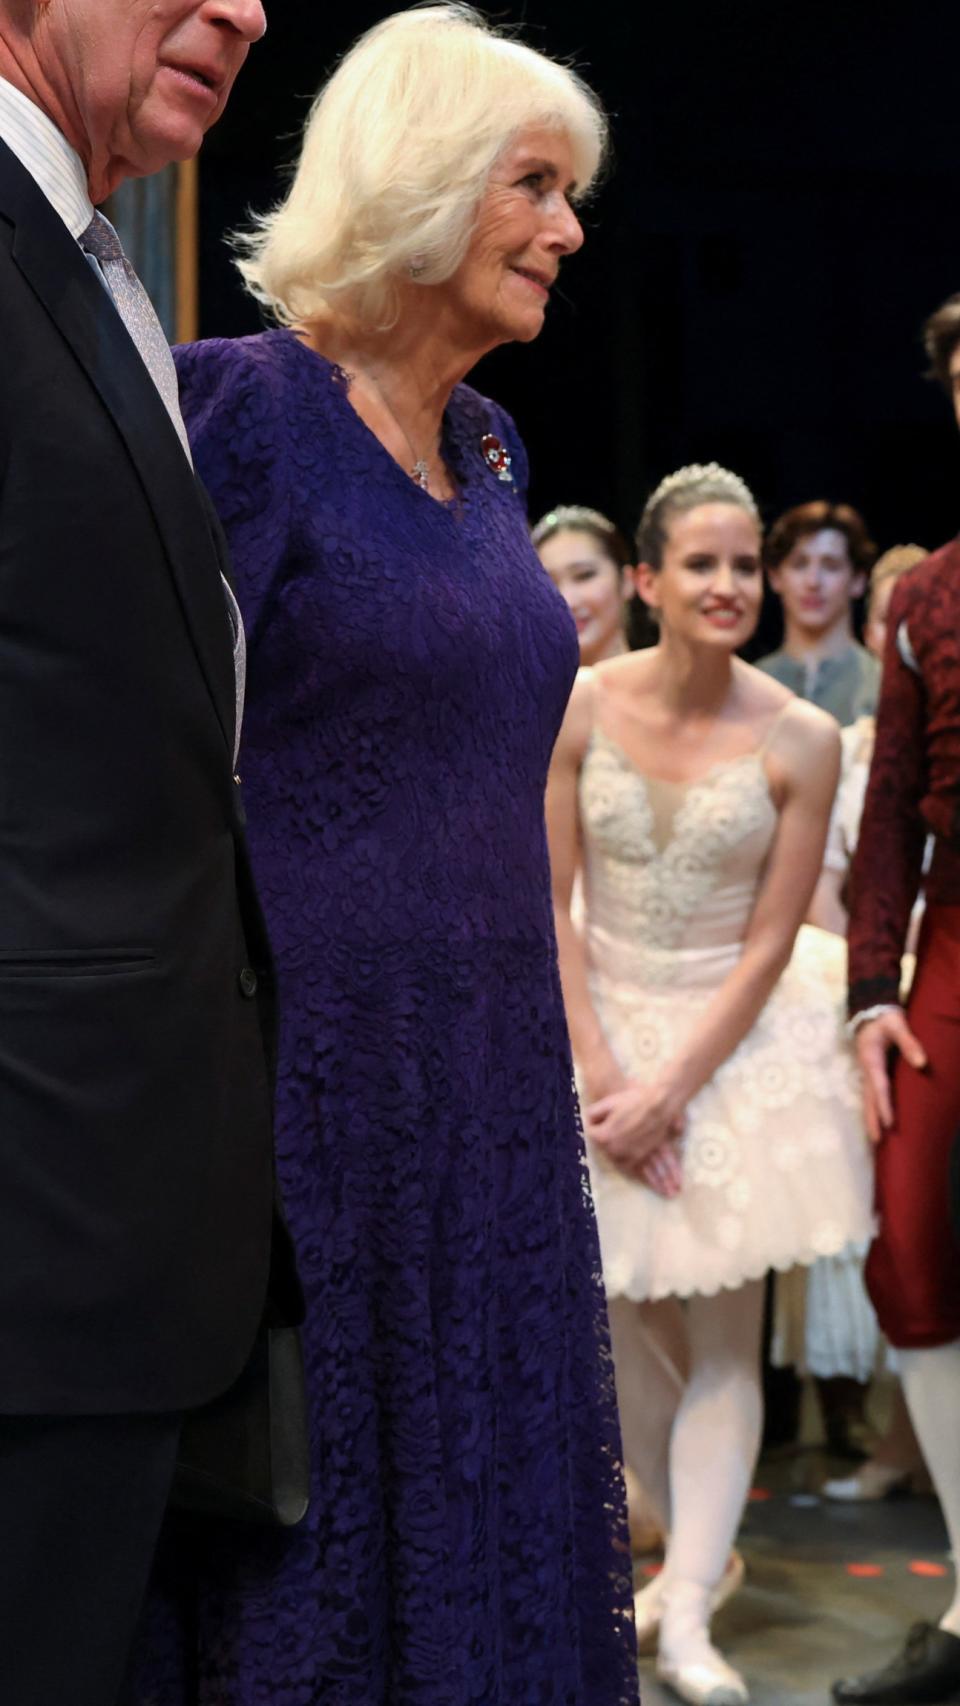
[0,76,94,239]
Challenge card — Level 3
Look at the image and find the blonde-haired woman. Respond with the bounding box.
[139,8,638,1706]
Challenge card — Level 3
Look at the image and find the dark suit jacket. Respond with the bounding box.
[0,137,294,1413]
[847,539,960,1017]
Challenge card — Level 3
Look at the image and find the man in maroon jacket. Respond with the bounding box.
[834,293,960,1704]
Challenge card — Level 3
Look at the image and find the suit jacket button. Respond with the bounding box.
[239,966,258,998]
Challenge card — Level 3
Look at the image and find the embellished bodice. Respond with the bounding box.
[579,728,778,985]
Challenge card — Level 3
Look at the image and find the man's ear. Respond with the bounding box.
[851,570,867,600]
[766,565,783,597]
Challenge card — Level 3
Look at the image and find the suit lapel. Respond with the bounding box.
[0,140,235,758]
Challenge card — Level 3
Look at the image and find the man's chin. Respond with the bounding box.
[128,109,214,176]
[793,616,840,640]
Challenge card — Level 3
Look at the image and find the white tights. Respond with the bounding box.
[900,1339,960,1636]
[608,1281,765,1593]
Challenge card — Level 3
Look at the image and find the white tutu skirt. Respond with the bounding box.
[586,925,875,1302]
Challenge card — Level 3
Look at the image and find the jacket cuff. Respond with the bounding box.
[846,1003,902,1039]
[848,975,903,1018]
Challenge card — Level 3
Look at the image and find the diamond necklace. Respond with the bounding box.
[351,369,441,492]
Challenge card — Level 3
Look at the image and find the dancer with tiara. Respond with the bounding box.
[547,464,873,1704]
[532,505,634,667]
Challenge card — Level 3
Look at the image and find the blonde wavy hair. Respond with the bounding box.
[234,4,608,330]
[867,543,926,618]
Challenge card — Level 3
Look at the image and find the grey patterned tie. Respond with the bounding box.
[80,210,246,765]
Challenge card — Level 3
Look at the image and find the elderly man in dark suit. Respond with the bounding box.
[0,4,290,1702]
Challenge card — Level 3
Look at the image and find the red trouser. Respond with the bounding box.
[866,905,960,1349]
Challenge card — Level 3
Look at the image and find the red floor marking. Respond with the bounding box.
[909,1560,948,1578]
[846,1563,885,1578]
[748,1487,772,1502]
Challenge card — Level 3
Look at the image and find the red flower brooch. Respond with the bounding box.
[481,433,514,485]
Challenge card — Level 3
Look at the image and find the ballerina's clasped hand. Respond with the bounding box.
[586,1075,686,1197]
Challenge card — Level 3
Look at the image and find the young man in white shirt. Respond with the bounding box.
[758,500,880,726]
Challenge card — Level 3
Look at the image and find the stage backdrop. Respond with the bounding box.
[107,161,199,345]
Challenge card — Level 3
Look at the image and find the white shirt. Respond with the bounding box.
[0,76,93,238]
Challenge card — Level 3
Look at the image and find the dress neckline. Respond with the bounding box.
[589,726,762,792]
[278,329,464,516]
[588,709,787,794]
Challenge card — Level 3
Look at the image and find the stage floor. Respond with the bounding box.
[637,1448,950,1706]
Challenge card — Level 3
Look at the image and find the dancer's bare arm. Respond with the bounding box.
[590,700,841,1177]
[545,672,626,1105]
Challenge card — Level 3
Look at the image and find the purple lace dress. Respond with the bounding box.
[139,329,637,1706]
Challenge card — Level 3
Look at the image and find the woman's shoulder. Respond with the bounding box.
[555,665,599,761]
[778,695,841,758]
[575,652,659,738]
[449,379,520,437]
[595,650,655,687]
[736,660,839,759]
[586,649,652,706]
[449,380,529,491]
[174,328,298,410]
[174,332,300,516]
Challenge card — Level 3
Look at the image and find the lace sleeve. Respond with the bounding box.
[174,337,293,643]
[847,577,928,1015]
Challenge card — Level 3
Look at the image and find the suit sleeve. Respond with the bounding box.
[174,338,292,644]
[847,575,928,1014]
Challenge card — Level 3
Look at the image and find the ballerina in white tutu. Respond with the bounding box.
[546,463,874,1706]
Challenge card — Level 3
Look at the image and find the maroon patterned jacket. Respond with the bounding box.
[848,538,960,1016]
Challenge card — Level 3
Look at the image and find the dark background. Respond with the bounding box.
[198,3,960,649]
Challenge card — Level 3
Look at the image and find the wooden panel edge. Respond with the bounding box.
[175,158,199,344]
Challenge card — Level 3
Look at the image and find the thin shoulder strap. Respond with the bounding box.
[756,699,794,757]
[582,664,625,754]
[578,663,602,731]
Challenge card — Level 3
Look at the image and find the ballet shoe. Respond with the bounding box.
[657,1580,749,1705]
[657,1637,749,1704]
[823,1461,924,1502]
[634,1551,745,1656]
